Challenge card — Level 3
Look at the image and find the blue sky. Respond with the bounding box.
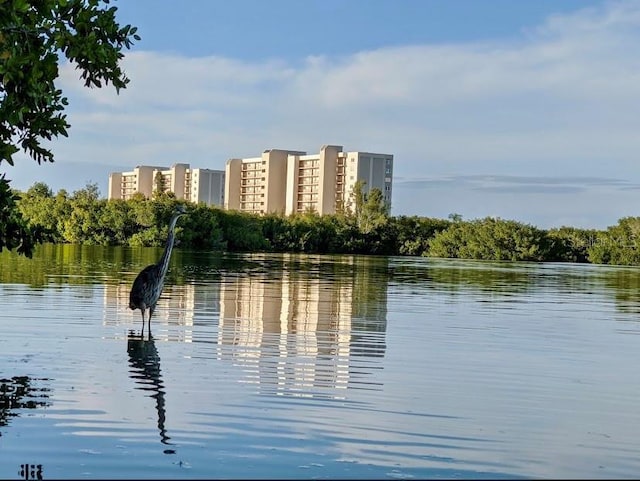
[4,0,640,229]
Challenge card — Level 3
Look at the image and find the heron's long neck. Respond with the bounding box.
[157,213,181,279]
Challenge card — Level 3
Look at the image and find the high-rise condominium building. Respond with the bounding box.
[225,145,393,215]
[224,149,306,215]
[108,165,165,200]
[108,163,225,206]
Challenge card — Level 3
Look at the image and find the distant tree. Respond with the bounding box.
[99,198,136,245]
[72,182,100,203]
[347,180,366,219]
[359,187,390,234]
[26,181,53,198]
[546,226,597,263]
[0,175,38,256]
[62,183,105,243]
[587,217,640,266]
[177,204,224,250]
[153,171,165,199]
[217,210,268,251]
[427,217,552,262]
[17,181,58,242]
[393,215,451,256]
[345,182,387,233]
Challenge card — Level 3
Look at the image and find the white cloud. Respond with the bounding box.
[6,0,640,228]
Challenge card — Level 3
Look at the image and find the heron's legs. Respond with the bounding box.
[140,308,147,338]
[148,306,155,337]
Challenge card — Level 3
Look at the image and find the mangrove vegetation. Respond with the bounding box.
[10,181,640,266]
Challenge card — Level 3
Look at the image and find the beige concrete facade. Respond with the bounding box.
[108,144,393,214]
[108,163,225,207]
[108,165,164,200]
[224,149,305,214]
[285,145,345,215]
[226,145,393,215]
[153,163,189,199]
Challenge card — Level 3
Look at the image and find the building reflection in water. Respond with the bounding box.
[217,255,388,399]
[126,333,174,452]
[103,282,221,343]
[105,254,388,399]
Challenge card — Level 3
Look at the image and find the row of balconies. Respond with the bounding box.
[298,165,319,173]
[241,178,262,186]
[241,171,262,179]
[299,160,319,168]
[297,193,318,201]
[298,169,320,177]
[297,202,315,211]
[240,194,265,201]
[241,162,263,171]
[240,202,263,212]
[298,176,319,186]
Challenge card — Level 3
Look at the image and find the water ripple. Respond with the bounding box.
[2,251,640,479]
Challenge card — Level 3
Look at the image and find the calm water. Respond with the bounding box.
[2,245,640,479]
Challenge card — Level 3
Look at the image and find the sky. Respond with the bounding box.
[4,0,640,230]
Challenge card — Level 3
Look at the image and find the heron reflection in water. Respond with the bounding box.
[129,204,187,339]
[127,331,175,452]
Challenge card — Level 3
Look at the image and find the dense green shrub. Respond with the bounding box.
[427,217,552,262]
[14,182,640,266]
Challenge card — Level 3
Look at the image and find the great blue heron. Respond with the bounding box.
[129,204,187,337]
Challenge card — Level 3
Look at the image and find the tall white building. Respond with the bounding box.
[189,168,225,206]
[108,144,393,214]
[224,149,306,215]
[225,145,393,215]
[108,165,165,200]
[108,163,225,207]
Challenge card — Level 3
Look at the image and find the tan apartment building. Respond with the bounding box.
[108,165,165,200]
[108,163,225,207]
[224,149,306,214]
[225,145,393,215]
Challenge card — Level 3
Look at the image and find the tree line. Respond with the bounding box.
[11,181,640,266]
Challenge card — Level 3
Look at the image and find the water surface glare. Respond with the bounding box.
[1,245,640,479]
